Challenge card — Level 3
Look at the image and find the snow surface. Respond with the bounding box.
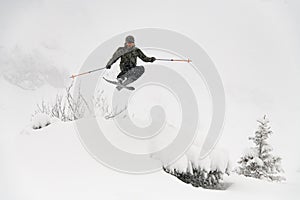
[31,113,51,129]
[210,148,232,173]
[167,154,189,173]
[0,78,298,200]
[170,145,231,174]
[0,56,299,200]
[13,120,300,200]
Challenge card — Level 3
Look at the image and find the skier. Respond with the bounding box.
[105,35,156,90]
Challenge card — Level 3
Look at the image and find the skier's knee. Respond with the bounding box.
[139,66,145,72]
[136,66,145,74]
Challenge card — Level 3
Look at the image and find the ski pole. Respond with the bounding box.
[156,58,192,63]
[69,67,106,79]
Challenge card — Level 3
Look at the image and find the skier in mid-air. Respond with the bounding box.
[104,35,156,90]
[69,35,190,86]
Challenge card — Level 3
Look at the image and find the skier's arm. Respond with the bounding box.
[106,47,122,69]
[137,49,156,62]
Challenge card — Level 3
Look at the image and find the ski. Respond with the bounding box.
[103,77,135,91]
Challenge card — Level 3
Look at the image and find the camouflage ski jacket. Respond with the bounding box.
[106,46,153,72]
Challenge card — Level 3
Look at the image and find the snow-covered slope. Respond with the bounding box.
[1,72,299,200]
[12,120,300,200]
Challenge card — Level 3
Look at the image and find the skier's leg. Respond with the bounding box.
[122,66,145,86]
[116,66,144,91]
[117,70,127,82]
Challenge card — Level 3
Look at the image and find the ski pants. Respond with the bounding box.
[117,65,145,82]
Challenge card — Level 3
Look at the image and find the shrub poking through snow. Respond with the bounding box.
[163,147,231,189]
[236,115,285,182]
[31,113,51,129]
[34,81,90,122]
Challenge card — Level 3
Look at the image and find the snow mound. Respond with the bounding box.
[243,147,258,157]
[186,145,201,166]
[210,148,232,173]
[251,157,264,166]
[196,155,211,171]
[240,148,264,167]
[166,154,189,173]
[31,113,51,129]
[165,145,232,174]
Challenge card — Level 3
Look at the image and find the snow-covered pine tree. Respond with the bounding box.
[236,115,285,181]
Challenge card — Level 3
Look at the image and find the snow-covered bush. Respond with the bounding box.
[163,147,231,189]
[31,113,51,129]
[236,115,285,182]
[34,82,90,121]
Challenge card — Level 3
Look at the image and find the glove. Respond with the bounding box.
[150,57,156,62]
[106,64,111,69]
